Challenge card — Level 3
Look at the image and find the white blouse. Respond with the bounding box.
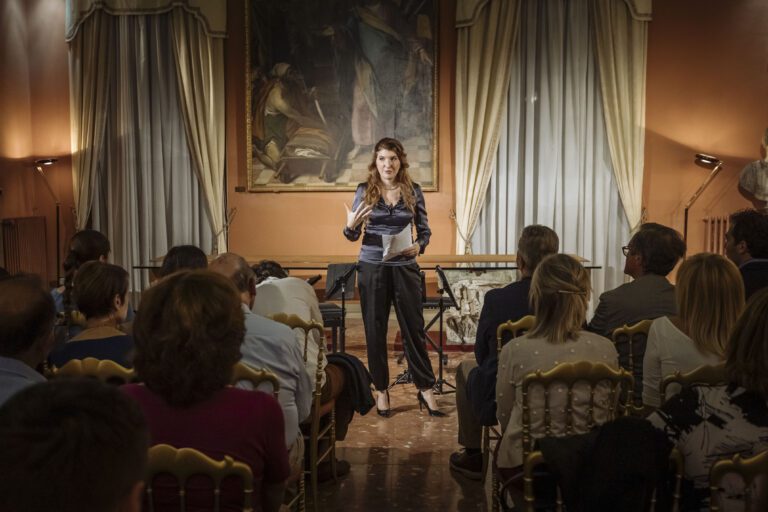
[641,316,722,407]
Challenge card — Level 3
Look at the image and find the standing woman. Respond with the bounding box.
[343,137,444,417]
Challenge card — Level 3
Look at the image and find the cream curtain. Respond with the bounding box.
[454,0,520,254]
[592,0,650,231]
[68,9,110,229]
[170,8,227,253]
[68,7,215,287]
[471,0,632,317]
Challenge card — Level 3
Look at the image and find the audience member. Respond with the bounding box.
[48,261,134,368]
[588,222,686,337]
[158,244,208,277]
[725,208,768,299]
[642,253,744,407]
[123,270,289,512]
[496,254,618,471]
[252,260,358,453]
[449,225,559,479]
[209,254,314,477]
[0,276,55,406]
[647,287,768,511]
[253,260,328,386]
[53,229,111,340]
[0,379,148,512]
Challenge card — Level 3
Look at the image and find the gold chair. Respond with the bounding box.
[496,315,536,354]
[145,444,254,512]
[270,312,330,512]
[231,362,280,398]
[710,450,768,512]
[483,315,536,489]
[611,319,653,409]
[494,361,633,511]
[660,363,727,404]
[54,357,136,384]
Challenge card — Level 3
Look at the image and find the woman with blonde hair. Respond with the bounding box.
[642,253,745,407]
[647,287,768,511]
[495,254,618,470]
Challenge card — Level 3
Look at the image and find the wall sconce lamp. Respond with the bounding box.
[684,153,723,244]
[34,158,61,284]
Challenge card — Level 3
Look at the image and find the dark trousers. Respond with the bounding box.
[358,261,436,391]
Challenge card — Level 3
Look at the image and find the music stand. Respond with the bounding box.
[389,265,458,394]
[325,263,357,352]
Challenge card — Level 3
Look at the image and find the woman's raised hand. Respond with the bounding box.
[345,202,373,230]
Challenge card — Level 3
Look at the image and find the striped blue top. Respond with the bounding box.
[343,183,431,266]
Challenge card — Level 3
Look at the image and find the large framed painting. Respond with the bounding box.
[246,0,439,192]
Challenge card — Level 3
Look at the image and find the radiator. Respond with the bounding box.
[702,215,729,255]
[1,216,48,277]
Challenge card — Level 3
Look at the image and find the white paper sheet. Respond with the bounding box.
[382,226,414,261]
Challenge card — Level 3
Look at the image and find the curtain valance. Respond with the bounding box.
[65,0,226,41]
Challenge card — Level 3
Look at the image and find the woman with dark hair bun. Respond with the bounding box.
[123,270,290,511]
[49,261,133,368]
[158,245,208,278]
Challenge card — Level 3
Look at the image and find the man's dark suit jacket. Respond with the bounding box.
[740,259,768,299]
[466,277,532,426]
[587,274,676,339]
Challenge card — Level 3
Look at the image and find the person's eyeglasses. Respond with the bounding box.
[622,245,631,257]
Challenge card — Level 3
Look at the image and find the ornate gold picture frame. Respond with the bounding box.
[245,0,438,192]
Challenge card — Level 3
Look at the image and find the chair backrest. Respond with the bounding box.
[145,444,254,512]
[520,361,633,459]
[660,363,727,404]
[230,362,280,398]
[270,312,325,391]
[497,315,536,353]
[611,319,653,405]
[709,450,768,512]
[269,313,325,368]
[54,357,136,385]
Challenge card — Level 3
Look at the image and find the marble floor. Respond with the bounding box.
[313,317,489,512]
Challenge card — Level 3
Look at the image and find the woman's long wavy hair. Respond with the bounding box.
[132,270,244,407]
[363,138,417,213]
[675,253,744,358]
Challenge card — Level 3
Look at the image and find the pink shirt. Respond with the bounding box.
[123,384,290,511]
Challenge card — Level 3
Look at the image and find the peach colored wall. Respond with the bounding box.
[0,0,74,283]
[644,0,768,254]
[225,0,457,259]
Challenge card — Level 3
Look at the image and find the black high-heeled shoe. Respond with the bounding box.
[376,390,391,418]
[416,391,447,417]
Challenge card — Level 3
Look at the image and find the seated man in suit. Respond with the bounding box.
[449,225,559,479]
[0,276,55,406]
[587,223,686,338]
[725,208,768,299]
